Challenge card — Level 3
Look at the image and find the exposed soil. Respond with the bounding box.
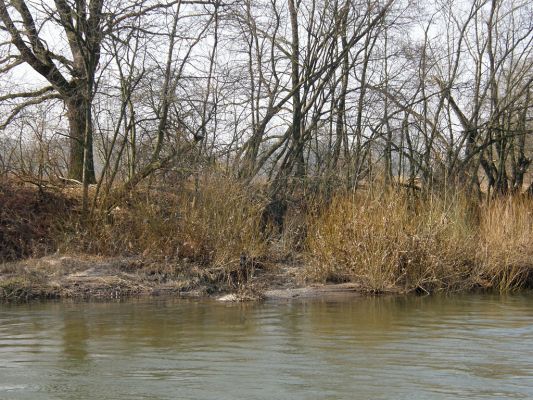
[0,182,75,262]
[0,254,395,302]
[0,255,196,302]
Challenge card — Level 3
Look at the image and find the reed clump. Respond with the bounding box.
[306,189,480,293]
[478,196,533,291]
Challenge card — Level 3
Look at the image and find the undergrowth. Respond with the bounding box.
[2,175,533,294]
[58,174,267,284]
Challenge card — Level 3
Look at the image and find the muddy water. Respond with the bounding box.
[0,294,532,400]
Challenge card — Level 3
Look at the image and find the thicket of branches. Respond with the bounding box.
[0,0,532,205]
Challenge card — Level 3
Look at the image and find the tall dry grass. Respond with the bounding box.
[478,196,533,291]
[305,190,479,292]
[4,172,533,294]
[59,174,267,277]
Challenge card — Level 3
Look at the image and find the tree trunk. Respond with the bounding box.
[66,92,96,183]
[288,0,304,178]
[332,3,349,172]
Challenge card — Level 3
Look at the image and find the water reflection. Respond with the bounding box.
[63,310,89,361]
[0,294,532,399]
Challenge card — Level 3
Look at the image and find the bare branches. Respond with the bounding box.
[0,0,71,91]
[0,0,531,199]
[0,86,54,102]
[0,93,61,129]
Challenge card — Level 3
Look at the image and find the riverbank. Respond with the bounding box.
[2,176,533,302]
[0,254,383,302]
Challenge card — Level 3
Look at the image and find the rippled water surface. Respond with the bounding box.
[1,294,532,399]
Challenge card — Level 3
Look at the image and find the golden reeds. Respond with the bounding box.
[305,189,533,293]
[478,196,533,291]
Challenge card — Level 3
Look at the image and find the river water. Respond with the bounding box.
[0,294,532,399]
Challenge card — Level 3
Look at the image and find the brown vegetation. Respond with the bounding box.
[478,197,533,291]
[2,174,533,302]
[0,179,75,262]
[306,191,475,292]
[306,189,533,293]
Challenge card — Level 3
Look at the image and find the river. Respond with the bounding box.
[1,294,532,399]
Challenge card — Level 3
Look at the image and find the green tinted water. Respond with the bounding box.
[1,294,532,399]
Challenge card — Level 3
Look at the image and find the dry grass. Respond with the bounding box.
[478,197,533,291]
[59,173,267,282]
[0,271,58,302]
[3,173,533,297]
[305,190,479,293]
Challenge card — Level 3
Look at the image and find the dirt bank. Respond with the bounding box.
[0,255,202,302]
[0,254,399,302]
